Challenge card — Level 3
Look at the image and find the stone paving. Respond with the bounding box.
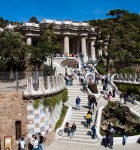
[46,141,140,150]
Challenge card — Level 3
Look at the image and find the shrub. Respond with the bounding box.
[62,88,68,103]
[33,99,40,109]
[55,105,68,130]
[114,82,140,97]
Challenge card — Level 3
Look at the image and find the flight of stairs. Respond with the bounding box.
[58,79,99,145]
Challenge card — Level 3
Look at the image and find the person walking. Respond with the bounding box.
[38,133,46,150]
[88,95,93,109]
[91,124,96,139]
[112,87,116,97]
[120,92,124,104]
[122,129,128,145]
[108,124,115,149]
[92,95,97,110]
[82,81,87,93]
[76,96,81,110]
[124,92,128,104]
[86,112,92,128]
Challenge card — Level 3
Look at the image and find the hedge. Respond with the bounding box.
[114,82,140,96]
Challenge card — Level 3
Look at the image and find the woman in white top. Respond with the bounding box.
[19,137,25,150]
[33,137,39,150]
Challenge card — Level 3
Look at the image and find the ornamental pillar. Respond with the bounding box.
[81,37,87,62]
[91,40,96,60]
[64,36,69,55]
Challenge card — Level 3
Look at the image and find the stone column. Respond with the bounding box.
[27,37,32,45]
[99,47,102,57]
[72,42,75,54]
[81,37,87,62]
[91,40,96,60]
[64,36,69,55]
[76,39,80,54]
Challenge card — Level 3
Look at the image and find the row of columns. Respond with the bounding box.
[64,36,97,61]
[26,36,100,61]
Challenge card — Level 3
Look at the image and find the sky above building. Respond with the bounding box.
[1,0,140,22]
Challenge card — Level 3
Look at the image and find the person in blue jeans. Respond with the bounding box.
[76,96,81,110]
[122,129,128,145]
[38,133,46,150]
[91,124,96,139]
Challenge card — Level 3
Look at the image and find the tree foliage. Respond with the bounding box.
[29,16,39,23]
[89,9,140,72]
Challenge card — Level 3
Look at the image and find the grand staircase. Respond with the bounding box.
[58,79,99,145]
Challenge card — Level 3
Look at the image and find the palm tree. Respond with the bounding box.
[0,30,28,79]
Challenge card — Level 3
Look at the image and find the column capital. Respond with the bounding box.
[90,37,96,41]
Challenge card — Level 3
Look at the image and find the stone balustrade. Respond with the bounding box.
[113,73,140,84]
[23,74,66,97]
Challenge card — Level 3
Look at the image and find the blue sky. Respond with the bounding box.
[1,0,140,22]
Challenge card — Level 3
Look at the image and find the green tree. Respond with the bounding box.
[89,9,140,73]
[0,30,28,79]
[29,16,39,23]
[30,26,62,68]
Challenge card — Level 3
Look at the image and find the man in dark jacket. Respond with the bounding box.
[76,96,81,110]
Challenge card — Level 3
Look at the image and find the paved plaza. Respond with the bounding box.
[46,141,139,150]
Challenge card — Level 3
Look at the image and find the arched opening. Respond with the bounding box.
[15,121,21,140]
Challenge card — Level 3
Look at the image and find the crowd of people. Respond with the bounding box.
[18,133,46,150]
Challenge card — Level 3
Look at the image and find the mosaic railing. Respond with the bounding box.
[113,73,140,84]
[23,74,66,97]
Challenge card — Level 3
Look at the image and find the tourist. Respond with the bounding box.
[120,92,124,104]
[38,133,46,150]
[69,75,74,86]
[70,123,76,138]
[28,134,35,150]
[107,91,111,101]
[86,112,92,128]
[76,96,81,110]
[124,92,128,104]
[91,124,96,139]
[20,135,26,148]
[65,75,70,85]
[112,87,116,97]
[107,124,115,149]
[92,95,97,109]
[33,136,39,150]
[88,95,93,109]
[122,129,128,145]
[64,122,71,137]
[82,81,87,93]
[19,137,25,150]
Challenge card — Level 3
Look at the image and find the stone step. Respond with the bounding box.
[62,134,93,140]
[58,138,99,145]
[58,136,99,145]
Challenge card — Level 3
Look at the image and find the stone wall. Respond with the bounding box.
[0,92,27,150]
